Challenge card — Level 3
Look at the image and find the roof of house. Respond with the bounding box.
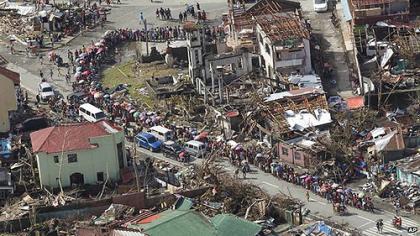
[0,66,20,85]
[127,209,261,236]
[231,0,300,29]
[256,14,310,44]
[246,0,300,16]
[211,214,262,236]
[30,121,120,154]
[265,87,324,102]
[131,210,217,236]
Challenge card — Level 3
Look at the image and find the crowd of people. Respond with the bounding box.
[221,144,375,215]
[153,2,207,23]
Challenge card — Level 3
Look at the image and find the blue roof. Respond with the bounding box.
[341,0,353,22]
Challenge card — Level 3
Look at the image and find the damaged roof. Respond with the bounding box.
[0,66,20,85]
[231,0,300,29]
[256,14,310,44]
[30,121,121,154]
[265,87,324,102]
[246,0,300,16]
[395,154,420,174]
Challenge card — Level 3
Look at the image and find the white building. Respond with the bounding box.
[255,13,311,79]
[30,121,127,188]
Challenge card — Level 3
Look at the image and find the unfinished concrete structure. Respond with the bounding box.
[247,87,331,143]
[186,22,254,105]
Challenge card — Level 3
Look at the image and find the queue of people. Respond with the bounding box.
[219,142,375,215]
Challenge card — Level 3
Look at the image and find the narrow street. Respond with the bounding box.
[299,0,353,98]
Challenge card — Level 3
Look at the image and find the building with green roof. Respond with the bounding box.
[127,209,262,236]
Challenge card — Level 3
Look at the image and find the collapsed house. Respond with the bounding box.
[358,120,406,162]
[248,87,331,145]
[394,153,420,185]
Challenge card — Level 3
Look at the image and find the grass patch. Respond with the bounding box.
[102,61,181,108]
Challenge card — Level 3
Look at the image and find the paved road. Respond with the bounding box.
[299,0,353,98]
[0,0,227,97]
[133,145,419,235]
[1,0,418,233]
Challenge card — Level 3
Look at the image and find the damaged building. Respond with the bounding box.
[246,87,331,149]
[255,13,311,79]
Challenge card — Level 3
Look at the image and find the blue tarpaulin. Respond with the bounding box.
[304,221,335,236]
[341,0,353,22]
[0,138,12,158]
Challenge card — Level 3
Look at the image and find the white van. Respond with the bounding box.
[184,140,206,158]
[149,126,174,142]
[79,103,107,122]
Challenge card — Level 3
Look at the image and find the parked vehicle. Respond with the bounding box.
[313,0,328,12]
[161,141,185,161]
[184,140,206,158]
[149,126,174,142]
[135,132,162,152]
[38,82,55,102]
[67,91,88,102]
[79,103,107,122]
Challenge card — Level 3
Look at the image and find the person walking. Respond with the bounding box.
[49,68,54,80]
[234,168,239,179]
[196,2,200,10]
[35,94,40,106]
[39,70,44,79]
[242,165,247,179]
[376,219,383,233]
[306,190,310,202]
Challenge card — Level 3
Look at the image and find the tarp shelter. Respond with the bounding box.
[304,221,335,236]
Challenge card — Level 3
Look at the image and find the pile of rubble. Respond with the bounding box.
[190,162,297,222]
[0,16,31,36]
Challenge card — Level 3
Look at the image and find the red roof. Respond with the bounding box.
[30,121,121,154]
[346,96,364,110]
[0,66,20,85]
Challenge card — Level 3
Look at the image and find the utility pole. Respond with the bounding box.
[140,12,149,56]
[132,141,140,192]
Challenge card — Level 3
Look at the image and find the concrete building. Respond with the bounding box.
[185,22,253,105]
[395,154,420,185]
[0,67,20,133]
[255,13,311,79]
[225,0,301,51]
[30,121,126,188]
[277,132,329,168]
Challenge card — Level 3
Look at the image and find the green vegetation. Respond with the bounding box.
[102,61,180,108]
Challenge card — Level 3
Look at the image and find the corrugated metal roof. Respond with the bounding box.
[112,229,146,236]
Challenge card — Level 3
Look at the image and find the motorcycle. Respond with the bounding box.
[392,217,402,229]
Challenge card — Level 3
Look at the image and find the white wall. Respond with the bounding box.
[36,131,125,188]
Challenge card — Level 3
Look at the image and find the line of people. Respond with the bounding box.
[223,143,375,215]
